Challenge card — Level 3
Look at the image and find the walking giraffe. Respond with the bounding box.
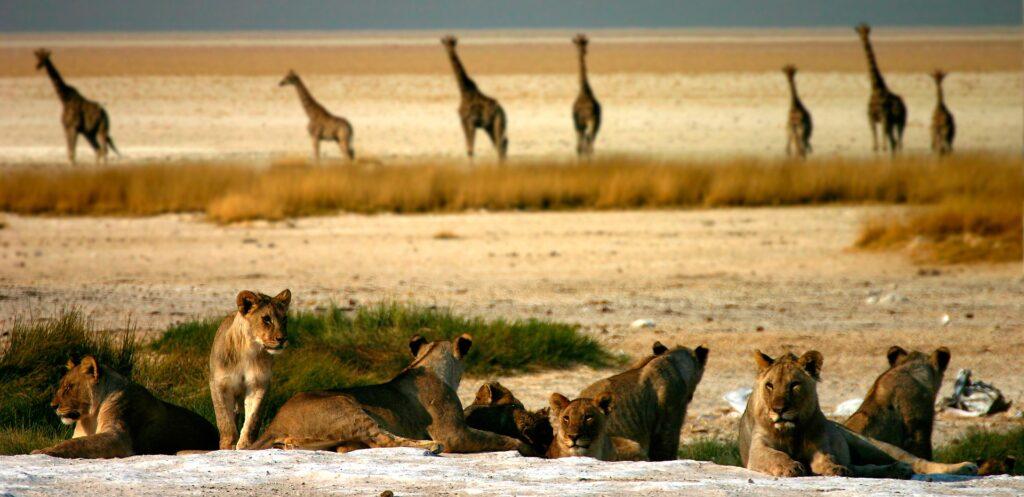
[855,23,906,153]
[34,48,118,165]
[441,35,508,161]
[782,64,812,157]
[930,70,955,155]
[572,34,601,158]
[279,70,354,162]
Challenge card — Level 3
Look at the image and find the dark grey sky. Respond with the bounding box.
[1,0,1020,32]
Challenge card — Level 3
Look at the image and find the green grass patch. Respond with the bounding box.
[935,427,1024,475]
[678,438,742,467]
[1,303,616,454]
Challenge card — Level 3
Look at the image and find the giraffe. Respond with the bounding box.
[572,34,601,158]
[279,70,354,162]
[34,48,118,165]
[441,35,508,161]
[930,70,955,155]
[855,23,906,153]
[782,64,812,158]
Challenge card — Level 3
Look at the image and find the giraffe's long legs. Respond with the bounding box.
[461,119,476,159]
[869,120,879,152]
[65,128,78,165]
[311,137,321,164]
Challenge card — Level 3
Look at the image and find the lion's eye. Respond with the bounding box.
[790,382,801,392]
[765,382,774,391]
[584,415,593,422]
[262,316,272,326]
[562,415,569,423]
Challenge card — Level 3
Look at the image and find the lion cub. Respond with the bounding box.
[739,349,976,478]
[546,392,645,461]
[32,356,218,458]
[464,382,553,456]
[844,346,950,459]
[209,289,291,449]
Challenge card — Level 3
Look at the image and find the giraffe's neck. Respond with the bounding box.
[445,48,478,96]
[42,59,73,101]
[786,74,800,105]
[291,77,328,119]
[859,36,888,92]
[934,79,945,105]
[577,47,593,95]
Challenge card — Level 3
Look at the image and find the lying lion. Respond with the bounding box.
[844,346,950,459]
[739,350,976,478]
[250,334,526,454]
[32,356,218,458]
[464,382,552,455]
[580,341,708,461]
[546,392,645,461]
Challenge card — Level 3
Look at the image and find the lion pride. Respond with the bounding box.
[739,349,976,478]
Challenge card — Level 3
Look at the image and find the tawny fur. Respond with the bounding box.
[579,341,708,461]
[572,34,601,158]
[855,24,907,153]
[782,65,812,158]
[251,334,525,454]
[279,70,354,162]
[844,346,950,459]
[930,70,956,155]
[546,392,644,461]
[463,382,553,456]
[739,350,976,478]
[441,35,508,161]
[209,289,291,449]
[34,48,119,165]
[32,356,217,458]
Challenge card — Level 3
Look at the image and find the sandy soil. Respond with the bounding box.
[1,207,1021,446]
[2,449,1022,496]
[0,30,1019,163]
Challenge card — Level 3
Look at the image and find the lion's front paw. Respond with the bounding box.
[769,460,805,477]
[819,463,851,477]
[892,462,914,480]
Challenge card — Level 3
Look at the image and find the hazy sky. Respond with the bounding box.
[1,0,1020,32]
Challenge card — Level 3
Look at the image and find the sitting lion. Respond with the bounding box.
[579,341,708,461]
[844,346,950,459]
[546,392,645,461]
[250,334,525,454]
[739,350,976,478]
[463,382,552,455]
[32,356,218,458]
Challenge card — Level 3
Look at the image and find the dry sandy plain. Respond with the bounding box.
[0,29,1022,494]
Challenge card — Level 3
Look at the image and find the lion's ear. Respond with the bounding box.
[694,345,710,368]
[798,351,823,380]
[236,290,259,315]
[931,347,951,374]
[549,393,570,413]
[454,334,473,359]
[652,341,668,355]
[65,358,76,370]
[886,346,908,367]
[272,289,291,309]
[476,382,502,405]
[80,355,100,381]
[595,392,613,415]
[408,334,428,357]
[753,350,774,371]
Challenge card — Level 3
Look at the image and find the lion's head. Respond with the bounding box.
[464,382,552,453]
[885,345,950,391]
[407,333,473,390]
[50,356,103,425]
[751,350,823,434]
[548,392,612,457]
[236,289,291,354]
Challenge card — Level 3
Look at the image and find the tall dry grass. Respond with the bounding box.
[0,154,1018,224]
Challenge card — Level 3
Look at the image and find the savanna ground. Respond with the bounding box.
[0,29,1022,494]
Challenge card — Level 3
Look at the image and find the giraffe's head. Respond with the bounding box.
[34,48,52,70]
[573,34,589,53]
[931,69,947,84]
[855,23,871,39]
[279,70,299,87]
[441,35,458,50]
[782,64,797,77]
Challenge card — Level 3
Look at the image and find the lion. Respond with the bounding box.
[844,346,950,459]
[209,289,291,450]
[31,356,218,458]
[463,381,552,455]
[546,392,645,461]
[250,334,526,454]
[739,349,976,478]
[579,341,708,461]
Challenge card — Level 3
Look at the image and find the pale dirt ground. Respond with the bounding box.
[1,207,1021,447]
[0,30,1020,163]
